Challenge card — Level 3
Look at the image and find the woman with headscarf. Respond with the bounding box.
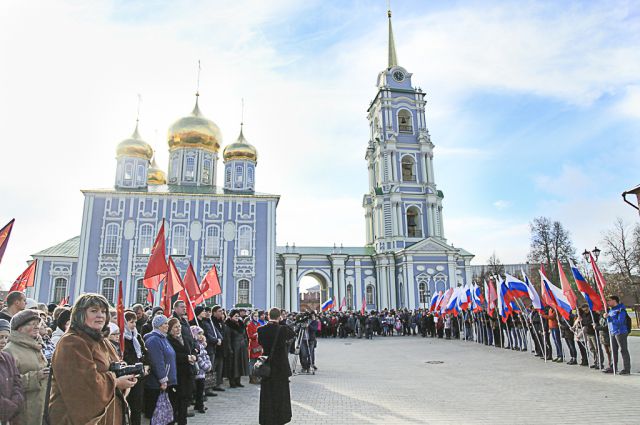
[247,310,264,384]
[123,311,147,425]
[48,293,138,425]
[143,314,176,419]
[224,309,249,388]
[4,310,48,425]
[141,307,165,337]
[0,318,24,424]
[166,318,195,425]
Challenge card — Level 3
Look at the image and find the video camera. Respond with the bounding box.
[109,362,144,378]
[294,312,312,325]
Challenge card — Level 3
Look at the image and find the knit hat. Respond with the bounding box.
[151,306,164,317]
[10,309,41,330]
[108,322,120,335]
[152,314,169,329]
[25,298,38,310]
[194,306,205,318]
[56,309,71,331]
[0,319,10,333]
[190,325,203,339]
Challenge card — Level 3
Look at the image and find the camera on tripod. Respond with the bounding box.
[109,362,144,378]
[294,312,312,325]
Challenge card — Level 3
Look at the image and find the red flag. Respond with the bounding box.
[195,264,221,304]
[178,289,196,322]
[161,257,184,317]
[539,267,553,307]
[117,280,125,353]
[183,262,202,304]
[339,297,346,312]
[58,296,68,307]
[143,221,168,290]
[0,219,15,265]
[361,296,366,315]
[486,280,498,317]
[557,260,577,310]
[9,260,37,292]
[589,253,608,307]
[146,289,154,305]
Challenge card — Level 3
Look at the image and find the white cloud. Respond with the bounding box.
[492,200,511,210]
[534,164,590,197]
[614,85,640,119]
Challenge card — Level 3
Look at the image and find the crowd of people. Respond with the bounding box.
[0,289,633,425]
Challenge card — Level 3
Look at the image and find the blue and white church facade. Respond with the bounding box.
[29,10,473,311]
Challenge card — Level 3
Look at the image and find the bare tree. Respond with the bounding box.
[601,218,640,288]
[528,216,576,283]
[487,252,505,278]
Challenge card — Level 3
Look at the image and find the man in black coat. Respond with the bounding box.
[210,305,227,391]
[258,308,296,425]
[172,300,196,354]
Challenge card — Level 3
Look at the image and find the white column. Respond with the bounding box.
[397,203,403,237]
[355,260,363,309]
[407,261,416,309]
[377,262,388,309]
[290,268,298,312]
[428,154,435,184]
[420,153,427,183]
[339,267,346,307]
[438,206,444,237]
[284,266,291,311]
[388,261,397,309]
[391,203,398,236]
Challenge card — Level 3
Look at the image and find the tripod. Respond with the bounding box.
[291,321,315,376]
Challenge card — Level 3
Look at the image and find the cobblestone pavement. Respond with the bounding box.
[145,336,640,425]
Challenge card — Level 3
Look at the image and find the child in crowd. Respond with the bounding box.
[191,325,212,414]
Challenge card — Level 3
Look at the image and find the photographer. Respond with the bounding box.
[49,293,137,425]
[298,313,319,373]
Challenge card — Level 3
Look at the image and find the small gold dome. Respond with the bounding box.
[116,124,153,160]
[223,125,258,162]
[147,156,166,185]
[168,97,222,153]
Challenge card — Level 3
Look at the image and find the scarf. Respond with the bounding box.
[124,327,142,359]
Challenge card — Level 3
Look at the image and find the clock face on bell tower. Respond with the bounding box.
[392,70,405,82]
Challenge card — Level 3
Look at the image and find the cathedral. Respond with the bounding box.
[28,10,474,311]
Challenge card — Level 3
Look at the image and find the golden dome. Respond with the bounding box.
[147,156,166,185]
[168,97,222,153]
[223,125,258,162]
[116,124,153,160]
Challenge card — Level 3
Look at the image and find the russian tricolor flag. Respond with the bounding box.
[521,269,543,311]
[321,298,334,312]
[569,260,604,312]
[539,271,573,320]
[504,273,530,299]
[429,291,442,312]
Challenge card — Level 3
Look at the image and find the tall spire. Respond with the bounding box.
[387,6,398,68]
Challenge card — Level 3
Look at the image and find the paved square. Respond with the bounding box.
[148,336,639,425]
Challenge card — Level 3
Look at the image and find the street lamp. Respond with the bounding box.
[582,247,601,263]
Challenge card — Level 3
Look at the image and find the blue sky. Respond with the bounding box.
[0,0,639,288]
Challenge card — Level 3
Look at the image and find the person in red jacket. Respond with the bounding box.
[541,307,564,362]
[247,311,264,384]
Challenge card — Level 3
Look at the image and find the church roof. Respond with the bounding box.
[32,236,80,258]
[276,246,375,256]
[83,185,279,199]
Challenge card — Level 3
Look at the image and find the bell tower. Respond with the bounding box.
[363,8,445,253]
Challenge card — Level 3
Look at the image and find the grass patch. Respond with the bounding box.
[631,330,640,337]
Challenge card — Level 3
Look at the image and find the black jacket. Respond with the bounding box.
[167,335,195,398]
[173,312,196,354]
[257,322,296,379]
[123,333,147,365]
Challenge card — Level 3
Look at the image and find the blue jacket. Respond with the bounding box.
[144,330,177,388]
[606,304,630,336]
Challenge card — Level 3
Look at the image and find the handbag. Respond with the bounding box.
[151,391,173,425]
[253,326,281,379]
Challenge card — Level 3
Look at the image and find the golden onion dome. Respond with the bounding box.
[147,156,167,185]
[116,123,153,160]
[168,96,222,153]
[223,125,258,162]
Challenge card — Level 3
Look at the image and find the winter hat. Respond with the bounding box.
[190,325,203,339]
[194,306,205,318]
[0,319,10,333]
[56,309,71,331]
[108,322,120,335]
[152,314,169,329]
[151,306,164,317]
[10,309,41,330]
[25,298,38,310]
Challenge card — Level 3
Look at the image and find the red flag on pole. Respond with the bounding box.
[161,257,184,317]
[361,296,366,315]
[0,219,15,265]
[9,260,37,292]
[557,260,578,310]
[178,289,196,322]
[339,297,346,312]
[146,289,154,305]
[117,280,125,353]
[539,267,553,307]
[588,253,608,307]
[195,264,221,304]
[58,296,68,307]
[183,262,202,305]
[486,280,498,317]
[143,221,168,291]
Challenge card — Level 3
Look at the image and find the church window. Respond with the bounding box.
[53,277,67,304]
[346,284,353,309]
[101,278,115,304]
[185,157,195,180]
[205,225,220,257]
[418,282,428,304]
[171,224,187,256]
[366,285,375,305]
[138,223,154,255]
[247,167,254,185]
[406,206,422,238]
[398,109,413,133]
[225,167,232,186]
[104,223,119,255]
[235,165,243,187]
[170,155,180,182]
[135,278,147,305]
[136,164,145,184]
[237,279,250,305]
[276,284,284,308]
[237,226,252,257]
[124,163,133,181]
[203,159,211,183]
[401,156,416,182]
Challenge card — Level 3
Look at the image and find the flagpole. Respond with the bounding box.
[184,285,200,328]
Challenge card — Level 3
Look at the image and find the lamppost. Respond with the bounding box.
[581,246,601,290]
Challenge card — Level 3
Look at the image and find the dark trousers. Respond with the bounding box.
[214,351,224,387]
[168,387,189,425]
[194,378,205,410]
[564,337,577,359]
[612,333,631,372]
[143,387,161,419]
[551,328,563,359]
[577,340,589,364]
[127,378,144,425]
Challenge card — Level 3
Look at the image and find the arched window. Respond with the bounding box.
[53,277,67,304]
[247,167,254,185]
[102,278,115,304]
[366,285,375,305]
[203,159,211,183]
[346,284,353,309]
[104,223,119,255]
[406,206,422,238]
[401,155,416,182]
[237,226,252,257]
[171,225,187,256]
[235,165,243,187]
[138,223,154,255]
[398,109,413,133]
[276,284,284,308]
[418,282,428,304]
[225,167,232,185]
[185,157,195,180]
[124,163,133,180]
[136,164,145,184]
[205,225,220,257]
[237,279,250,305]
[434,273,447,292]
[170,155,180,182]
[136,278,147,305]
